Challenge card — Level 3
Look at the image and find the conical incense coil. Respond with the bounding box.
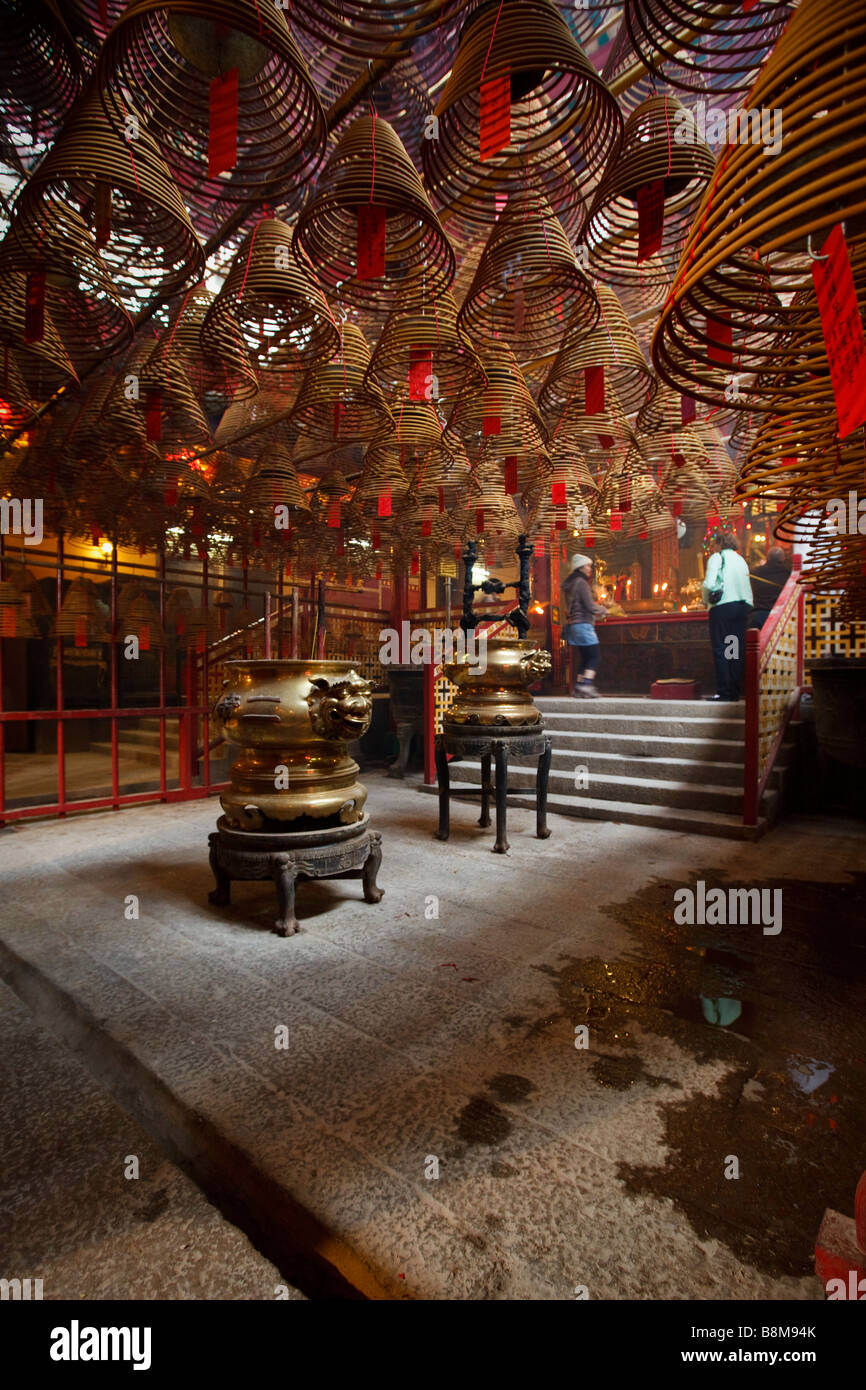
[294,115,455,311]
[0,274,79,400]
[290,323,393,443]
[623,0,795,96]
[584,97,715,292]
[54,578,111,643]
[539,285,656,420]
[201,220,339,381]
[244,443,311,518]
[151,283,258,404]
[422,0,622,229]
[213,384,298,455]
[653,0,866,403]
[0,202,132,372]
[118,592,167,650]
[97,0,327,215]
[287,0,465,59]
[0,0,84,158]
[15,85,204,307]
[457,189,599,358]
[550,379,636,470]
[365,291,486,405]
[444,342,547,464]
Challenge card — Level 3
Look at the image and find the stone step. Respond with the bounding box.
[536,696,745,719]
[449,758,752,815]
[89,741,180,766]
[538,710,745,739]
[546,747,747,786]
[540,729,746,763]
[419,782,766,841]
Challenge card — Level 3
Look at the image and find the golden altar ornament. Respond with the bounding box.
[442,638,551,727]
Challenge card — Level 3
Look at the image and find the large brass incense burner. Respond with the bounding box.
[443,638,550,725]
[214,658,372,832]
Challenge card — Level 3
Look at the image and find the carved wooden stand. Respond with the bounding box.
[208,814,384,937]
[435,724,552,854]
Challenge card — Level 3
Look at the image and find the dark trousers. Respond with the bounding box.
[709,601,751,699]
[569,644,600,688]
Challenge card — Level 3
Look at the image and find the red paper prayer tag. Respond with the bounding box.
[410,552,420,576]
[164,474,178,506]
[707,512,721,528]
[672,451,686,469]
[327,499,341,527]
[357,204,386,280]
[534,539,545,557]
[609,512,622,531]
[371,529,381,550]
[208,68,238,178]
[333,401,345,438]
[139,625,150,652]
[584,365,604,415]
[551,480,566,505]
[94,182,111,249]
[555,515,567,531]
[811,224,866,438]
[408,346,433,400]
[636,179,665,263]
[503,457,518,494]
[24,270,46,344]
[782,455,798,468]
[707,313,733,366]
[743,0,758,9]
[437,486,445,513]
[197,630,206,654]
[422,511,432,536]
[145,391,162,441]
[1,608,16,637]
[680,395,696,424]
[377,487,392,518]
[673,499,683,517]
[597,432,614,449]
[638,528,649,539]
[482,414,501,436]
[584,533,595,548]
[74,617,87,647]
[475,507,485,533]
[480,72,511,161]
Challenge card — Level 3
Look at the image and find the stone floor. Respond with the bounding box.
[0,772,863,1300]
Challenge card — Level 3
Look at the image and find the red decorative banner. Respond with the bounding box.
[811,223,866,438]
[24,270,46,343]
[636,179,665,263]
[707,313,733,366]
[503,456,518,494]
[408,346,433,400]
[680,394,696,424]
[94,182,112,249]
[357,204,386,280]
[145,391,162,441]
[584,365,604,415]
[377,486,392,518]
[480,72,511,161]
[208,69,238,178]
[551,480,567,506]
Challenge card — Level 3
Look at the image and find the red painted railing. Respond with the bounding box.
[743,555,805,827]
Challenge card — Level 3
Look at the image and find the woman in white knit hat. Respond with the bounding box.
[562,555,608,698]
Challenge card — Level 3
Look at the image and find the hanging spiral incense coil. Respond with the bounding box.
[422,0,622,229]
[0,203,133,373]
[243,442,312,522]
[623,0,795,96]
[290,323,394,443]
[365,291,487,405]
[330,58,434,152]
[0,274,79,401]
[352,453,412,520]
[444,341,547,464]
[0,0,84,160]
[462,459,522,542]
[54,577,111,643]
[96,0,327,215]
[457,189,599,358]
[118,591,167,649]
[653,0,866,406]
[202,220,340,384]
[548,376,636,474]
[14,85,205,308]
[287,0,467,59]
[213,384,298,456]
[150,283,258,405]
[539,285,656,421]
[294,116,455,311]
[522,446,598,539]
[583,97,716,290]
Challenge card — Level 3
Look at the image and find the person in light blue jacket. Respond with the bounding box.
[701,532,753,701]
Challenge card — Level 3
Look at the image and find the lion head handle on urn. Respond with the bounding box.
[306,671,373,742]
[520,648,552,683]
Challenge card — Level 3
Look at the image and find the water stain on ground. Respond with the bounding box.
[550,870,866,1278]
[456,1096,511,1147]
[485,1073,534,1103]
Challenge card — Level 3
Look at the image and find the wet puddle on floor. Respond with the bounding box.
[547,870,866,1278]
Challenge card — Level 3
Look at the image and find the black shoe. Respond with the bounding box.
[709,694,724,701]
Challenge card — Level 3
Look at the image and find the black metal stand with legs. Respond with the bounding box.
[434,725,552,853]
